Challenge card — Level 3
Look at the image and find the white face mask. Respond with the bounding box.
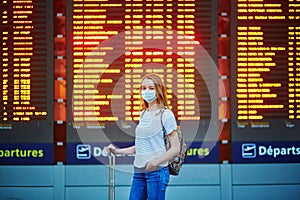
[141,90,157,103]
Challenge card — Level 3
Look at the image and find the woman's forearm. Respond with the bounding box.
[154,130,180,166]
[116,145,136,155]
[156,145,179,166]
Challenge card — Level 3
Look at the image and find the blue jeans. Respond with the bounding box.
[129,167,170,200]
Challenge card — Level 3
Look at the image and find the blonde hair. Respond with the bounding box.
[140,73,169,110]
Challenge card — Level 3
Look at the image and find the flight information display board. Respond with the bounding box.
[67,0,219,145]
[231,0,300,138]
[0,0,53,142]
[231,0,300,163]
[231,0,300,162]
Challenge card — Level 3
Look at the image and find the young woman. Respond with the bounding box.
[106,73,180,200]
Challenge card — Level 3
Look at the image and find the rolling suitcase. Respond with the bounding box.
[108,153,115,200]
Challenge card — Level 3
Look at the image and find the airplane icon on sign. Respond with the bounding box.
[76,144,91,159]
[242,143,256,158]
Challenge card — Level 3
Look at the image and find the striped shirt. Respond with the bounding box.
[134,108,177,168]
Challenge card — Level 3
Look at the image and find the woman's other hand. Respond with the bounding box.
[146,160,159,171]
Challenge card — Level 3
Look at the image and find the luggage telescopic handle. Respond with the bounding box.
[108,153,115,200]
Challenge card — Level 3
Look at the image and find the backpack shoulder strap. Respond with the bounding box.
[160,107,167,136]
[140,109,146,118]
[160,107,170,149]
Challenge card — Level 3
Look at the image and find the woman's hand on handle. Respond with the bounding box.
[106,144,118,155]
